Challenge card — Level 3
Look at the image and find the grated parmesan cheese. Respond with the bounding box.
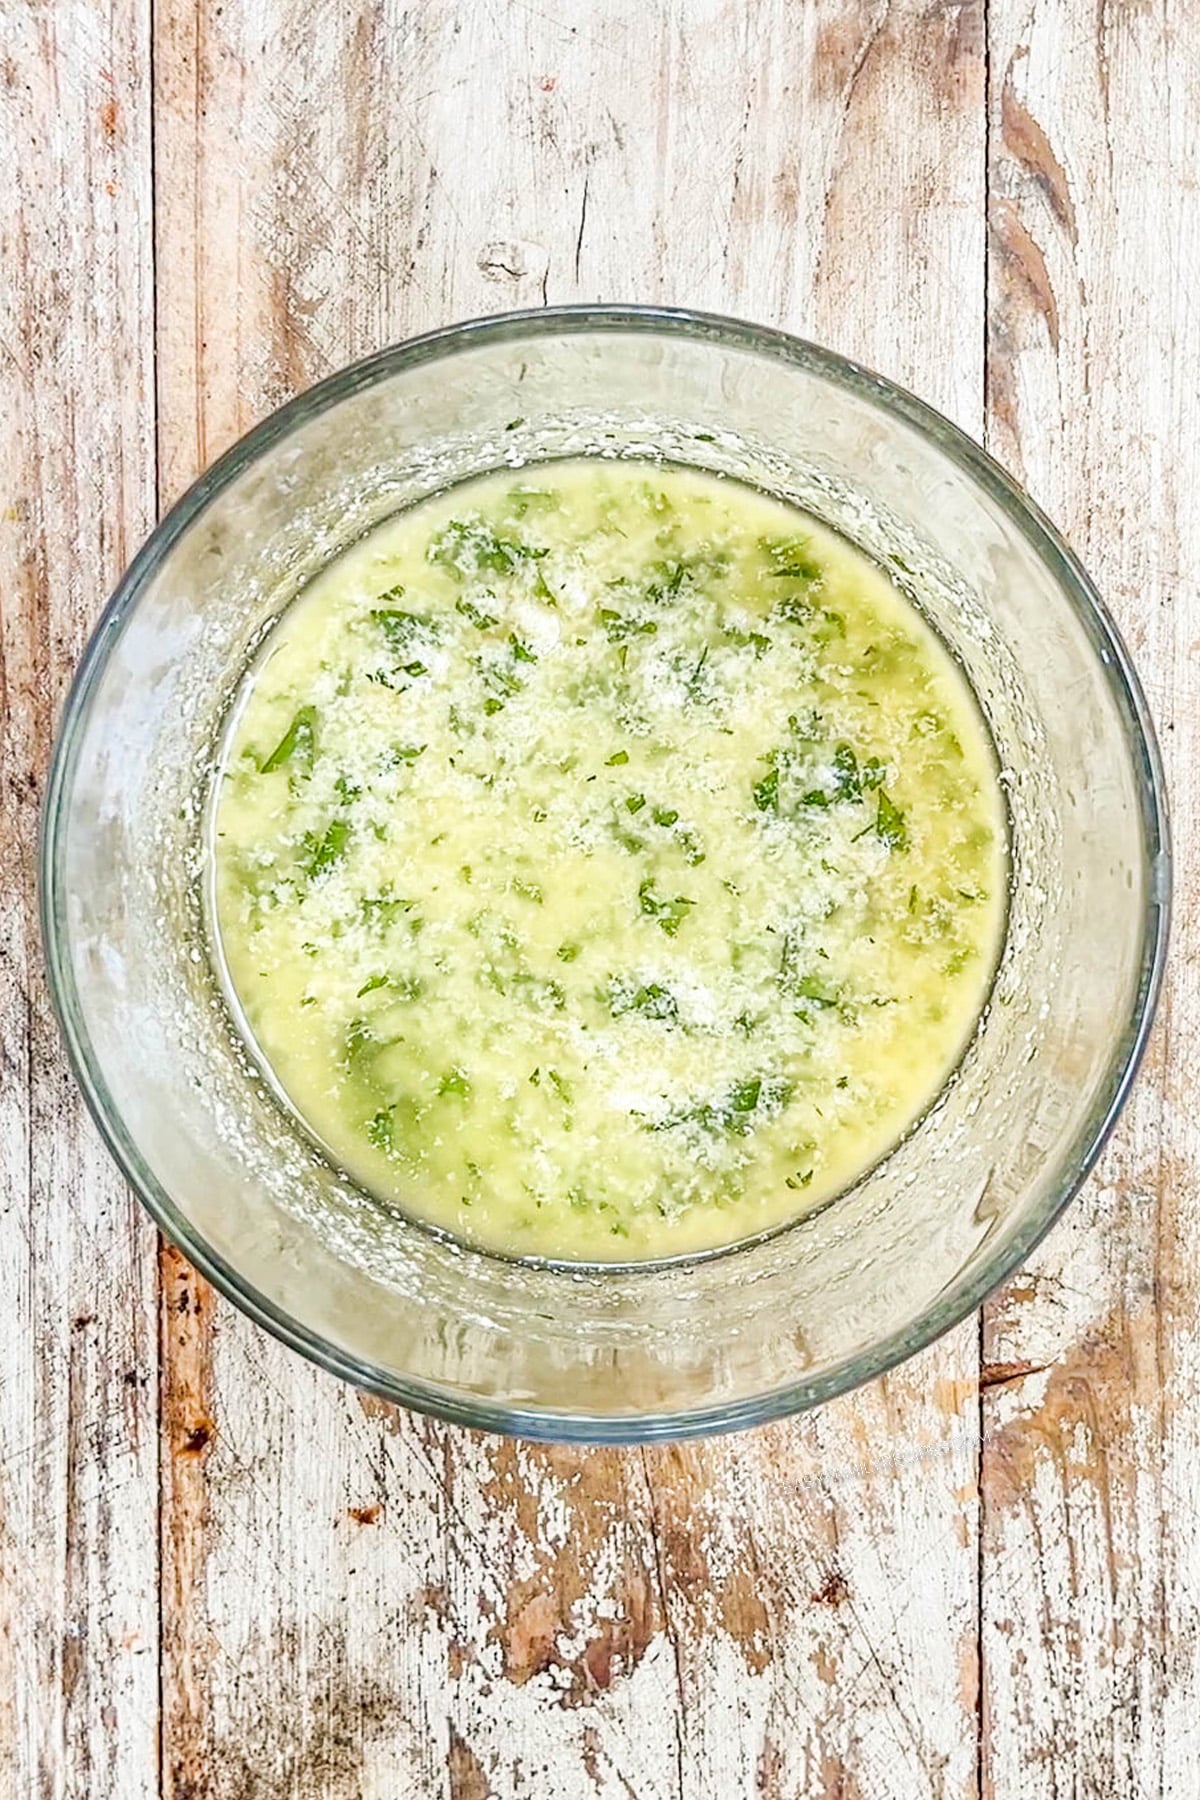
[209,461,1006,1262]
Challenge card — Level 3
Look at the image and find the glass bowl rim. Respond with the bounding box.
[40,303,1172,1443]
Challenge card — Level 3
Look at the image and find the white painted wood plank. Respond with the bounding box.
[0,4,160,1795]
[422,8,990,1788]
[981,0,1200,1793]
[154,3,988,1796]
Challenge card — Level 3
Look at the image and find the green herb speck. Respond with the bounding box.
[260,705,317,776]
[547,1069,572,1103]
[431,518,546,577]
[638,879,695,937]
[875,790,908,851]
[367,1108,394,1151]
[730,1076,762,1113]
[598,607,658,643]
[762,536,824,586]
[753,765,779,813]
[303,817,351,879]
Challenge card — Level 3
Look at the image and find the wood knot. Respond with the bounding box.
[179,1418,214,1455]
[811,1568,849,1606]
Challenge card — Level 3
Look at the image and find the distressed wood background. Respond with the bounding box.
[1,0,1196,1794]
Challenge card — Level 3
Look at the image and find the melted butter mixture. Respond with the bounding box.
[210,462,1006,1262]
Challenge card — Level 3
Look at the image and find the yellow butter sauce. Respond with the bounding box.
[210,462,1006,1261]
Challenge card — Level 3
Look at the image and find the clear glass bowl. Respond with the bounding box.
[41,307,1170,1441]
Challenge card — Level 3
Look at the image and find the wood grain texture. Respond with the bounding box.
[0,4,160,1797]
[981,2,1200,1793]
[4,0,1197,1793]
[152,3,986,1795]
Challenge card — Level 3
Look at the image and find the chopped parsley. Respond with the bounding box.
[260,705,317,776]
[383,742,426,768]
[456,596,499,630]
[802,742,885,808]
[873,790,908,851]
[430,517,547,577]
[753,763,779,813]
[302,817,351,880]
[723,625,771,657]
[598,606,658,643]
[547,1068,572,1103]
[637,879,695,938]
[371,607,438,656]
[793,974,840,1011]
[649,1074,794,1138]
[761,535,824,586]
[608,978,679,1023]
[478,653,524,714]
[367,1107,395,1151]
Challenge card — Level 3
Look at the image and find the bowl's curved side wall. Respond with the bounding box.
[40,308,1170,1438]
